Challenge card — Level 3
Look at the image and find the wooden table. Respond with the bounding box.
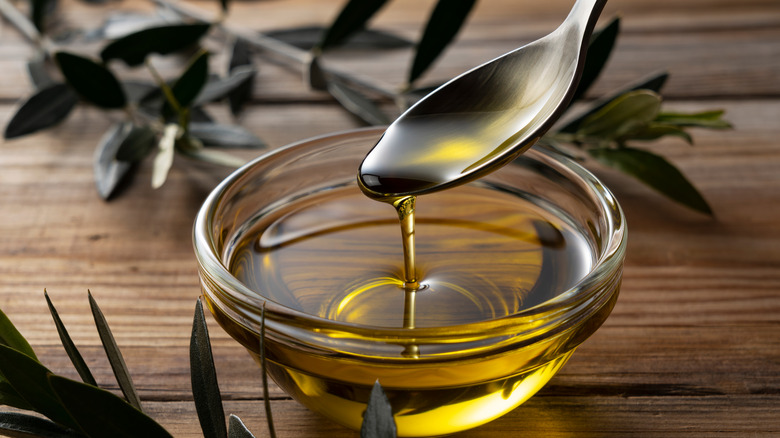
[1,0,778,436]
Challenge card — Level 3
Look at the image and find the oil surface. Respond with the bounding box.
[230,184,592,329]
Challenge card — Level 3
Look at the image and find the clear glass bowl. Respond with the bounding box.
[193,127,626,437]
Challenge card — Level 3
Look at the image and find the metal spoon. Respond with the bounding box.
[358,0,607,199]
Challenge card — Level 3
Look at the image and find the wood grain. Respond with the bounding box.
[0,0,778,436]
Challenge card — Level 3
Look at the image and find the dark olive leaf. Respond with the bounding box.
[655,110,732,129]
[4,83,78,139]
[360,381,396,438]
[0,411,81,438]
[44,291,97,387]
[88,291,143,411]
[190,299,227,438]
[30,0,54,33]
[27,58,56,90]
[408,0,477,85]
[0,381,34,411]
[227,415,255,438]
[100,23,211,67]
[626,122,693,144]
[571,16,620,103]
[94,122,135,200]
[577,90,662,139]
[116,125,157,162]
[326,80,390,126]
[228,40,255,116]
[165,50,209,115]
[0,307,38,361]
[266,26,411,51]
[259,304,276,438]
[194,65,256,106]
[558,71,669,134]
[219,0,228,13]
[55,52,127,109]
[188,122,266,149]
[588,146,712,215]
[0,345,79,430]
[308,57,328,91]
[48,375,172,438]
[318,0,389,51]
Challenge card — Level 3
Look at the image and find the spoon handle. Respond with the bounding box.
[565,0,608,32]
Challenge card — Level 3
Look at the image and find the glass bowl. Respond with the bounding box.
[193,127,626,437]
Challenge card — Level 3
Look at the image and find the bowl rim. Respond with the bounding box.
[193,126,627,341]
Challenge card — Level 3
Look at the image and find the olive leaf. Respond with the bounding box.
[101,23,211,67]
[29,0,53,33]
[0,308,38,361]
[180,147,246,168]
[188,123,266,149]
[190,299,227,438]
[408,0,477,85]
[317,0,389,52]
[266,26,410,51]
[360,381,396,438]
[570,16,620,103]
[0,381,34,412]
[307,56,328,91]
[219,0,228,13]
[326,80,390,126]
[48,375,173,438]
[115,124,157,162]
[195,65,256,106]
[93,121,135,200]
[0,345,80,431]
[627,123,693,144]
[4,83,78,139]
[577,90,662,140]
[558,71,668,134]
[54,52,127,109]
[227,39,255,116]
[0,411,80,438]
[44,291,98,387]
[655,110,732,129]
[589,146,712,215]
[26,57,56,90]
[152,124,179,189]
[172,50,210,109]
[227,415,255,438]
[88,291,143,411]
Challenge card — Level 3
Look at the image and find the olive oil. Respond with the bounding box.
[226,182,594,435]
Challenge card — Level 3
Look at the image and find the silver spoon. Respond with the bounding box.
[358,0,607,199]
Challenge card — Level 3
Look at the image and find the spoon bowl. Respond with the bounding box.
[358,0,608,199]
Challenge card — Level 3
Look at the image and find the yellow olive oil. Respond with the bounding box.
[225,182,594,435]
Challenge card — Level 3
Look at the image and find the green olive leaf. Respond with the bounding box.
[169,50,210,112]
[571,16,620,102]
[626,122,693,144]
[101,23,210,67]
[188,123,266,149]
[0,345,80,431]
[94,122,136,200]
[227,415,255,438]
[88,291,143,411]
[54,52,127,109]
[408,0,477,85]
[48,375,172,438]
[326,79,390,126]
[0,411,81,438]
[1,381,35,411]
[360,381,396,438]
[655,110,732,129]
[4,84,78,139]
[44,292,97,387]
[227,39,255,116]
[317,0,389,52]
[115,124,157,162]
[558,71,668,134]
[0,307,38,361]
[190,299,227,438]
[577,90,662,139]
[588,146,712,215]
